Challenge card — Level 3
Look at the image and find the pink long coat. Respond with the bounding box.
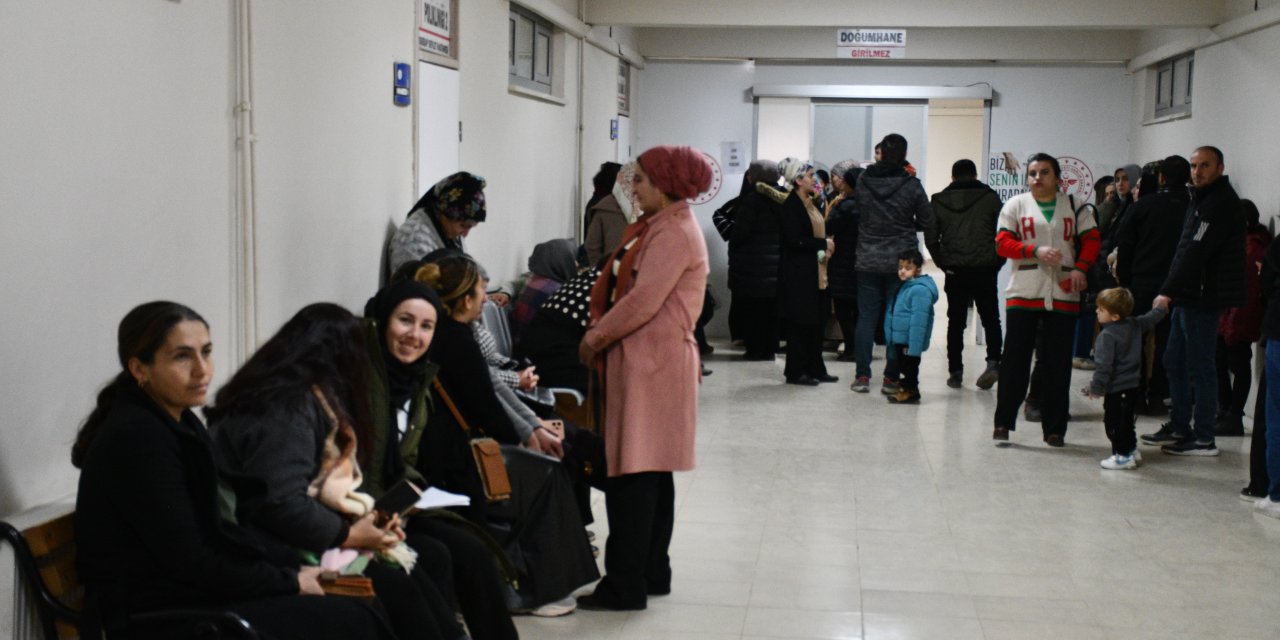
[583,200,708,477]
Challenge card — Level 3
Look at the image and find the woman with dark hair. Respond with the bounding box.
[416,254,599,617]
[826,160,862,361]
[585,162,629,266]
[74,302,391,640]
[207,303,458,640]
[1216,199,1273,436]
[576,145,712,611]
[992,154,1101,447]
[389,171,488,274]
[511,238,579,343]
[777,157,837,386]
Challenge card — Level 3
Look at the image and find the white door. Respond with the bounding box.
[615,115,631,162]
[416,62,460,193]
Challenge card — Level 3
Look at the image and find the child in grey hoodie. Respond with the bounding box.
[1085,287,1169,469]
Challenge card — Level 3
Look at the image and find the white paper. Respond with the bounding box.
[414,487,472,510]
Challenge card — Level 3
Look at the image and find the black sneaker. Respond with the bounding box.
[1161,438,1220,457]
[1241,487,1268,502]
[975,362,999,390]
[1140,423,1186,445]
[946,372,963,388]
[1023,404,1041,423]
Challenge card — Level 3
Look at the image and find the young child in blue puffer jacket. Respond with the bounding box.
[884,249,939,404]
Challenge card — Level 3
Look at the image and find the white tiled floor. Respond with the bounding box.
[515,289,1280,639]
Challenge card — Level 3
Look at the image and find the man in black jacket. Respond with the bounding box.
[925,159,1003,389]
[1113,155,1191,415]
[850,134,935,393]
[1142,146,1245,457]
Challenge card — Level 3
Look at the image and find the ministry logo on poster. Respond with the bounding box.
[1057,156,1094,204]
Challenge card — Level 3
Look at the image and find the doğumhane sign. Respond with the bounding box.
[836,28,907,59]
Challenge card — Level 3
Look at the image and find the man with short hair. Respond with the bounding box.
[925,159,1004,389]
[1113,155,1191,415]
[849,134,935,393]
[1142,146,1246,456]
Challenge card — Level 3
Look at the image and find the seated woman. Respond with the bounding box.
[388,171,488,274]
[206,303,460,640]
[510,238,579,343]
[415,254,600,615]
[360,278,520,640]
[514,267,602,394]
[73,301,392,640]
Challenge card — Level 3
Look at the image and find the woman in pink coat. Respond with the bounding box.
[577,145,712,611]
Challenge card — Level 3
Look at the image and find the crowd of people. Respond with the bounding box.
[67,131,1280,638]
[71,145,714,639]
[715,136,1280,513]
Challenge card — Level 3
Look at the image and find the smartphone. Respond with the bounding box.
[373,479,423,526]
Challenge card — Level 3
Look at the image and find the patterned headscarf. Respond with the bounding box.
[408,171,487,222]
[613,162,639,222]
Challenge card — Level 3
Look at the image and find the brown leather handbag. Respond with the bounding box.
[431,379,513,502]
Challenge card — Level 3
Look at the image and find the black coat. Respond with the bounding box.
[727,185,785,297]
[924,179,1003,270]
[1159,176,1246,310]
[825,196,859,300]
[1260,235,1280,340]
[75,379,298,628]
[1114,187,1190,298]
[777,190,827,324]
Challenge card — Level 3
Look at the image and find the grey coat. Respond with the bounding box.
[1089,307,1168,396]
[854,164,935,273]
[388,208,460,274]
[585,194,628,267]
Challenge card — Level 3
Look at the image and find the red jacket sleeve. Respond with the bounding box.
[1073,228,1101,272]
[996,230,1037,260]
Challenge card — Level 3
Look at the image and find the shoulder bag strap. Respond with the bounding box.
[431,378,472,435]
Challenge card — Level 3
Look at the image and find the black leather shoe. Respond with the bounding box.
[815,374,839,383]
[786,375,820,386]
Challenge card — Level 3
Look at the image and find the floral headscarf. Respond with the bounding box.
[408,171,487,222]
[613,162,639,223]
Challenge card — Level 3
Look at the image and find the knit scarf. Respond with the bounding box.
[800,192,828,290]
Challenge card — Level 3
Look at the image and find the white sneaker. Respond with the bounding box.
[1100,453,1138,470]
[529,595,577,617]
[1131,448,1143,463]
[1256,498,1280,520]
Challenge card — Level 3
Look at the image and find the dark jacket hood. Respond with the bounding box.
[861,162,913,201]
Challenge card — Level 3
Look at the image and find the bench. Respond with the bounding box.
[1,511,257,639]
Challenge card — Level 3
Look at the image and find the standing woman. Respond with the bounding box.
[73,302,391,640]
[826,161,862,361]
[577,145,712,611]
[726,159,785,360]
[992,154,1101,446]
[777,157,838,386]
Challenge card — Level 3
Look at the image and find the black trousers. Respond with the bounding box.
[892,344,921,391]
[595,472,675,608]
[1133,291,1171,405]
[365,559,451,640]
[738,295,780,357]
[407,518,519,640]
[833,296,858,354]
[218,595,395,640]
[785,319,829,380]
[943,268,1003,373]
[1104,389,1140,455]
[1248,368,1271,494]
[996,310,1075,436]
[1216,337,1254,419]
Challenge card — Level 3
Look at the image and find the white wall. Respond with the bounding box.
[633,61,760,339]
[0,0,237,518]
[251,0,418,335]
[638,60,1134,338]
[1130,23,1280,219]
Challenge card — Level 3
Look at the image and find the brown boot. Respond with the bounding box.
[887,388,921,404]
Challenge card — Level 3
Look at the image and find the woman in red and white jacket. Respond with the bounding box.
[992,153,1101,447]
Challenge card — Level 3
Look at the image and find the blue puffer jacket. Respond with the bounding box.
[883,274,939,357]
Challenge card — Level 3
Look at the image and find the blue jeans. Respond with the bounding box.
[1072,299,1096,359]
[1266,340,1280,500]
[854,272,901,379]
[1163,307,1219,442]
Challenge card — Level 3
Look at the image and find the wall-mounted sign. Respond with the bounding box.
[720,141,745,173]
[1057,156,1095,204]
[836,28,907,60]
[419,0,458,68]
[988,153,1098,204]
